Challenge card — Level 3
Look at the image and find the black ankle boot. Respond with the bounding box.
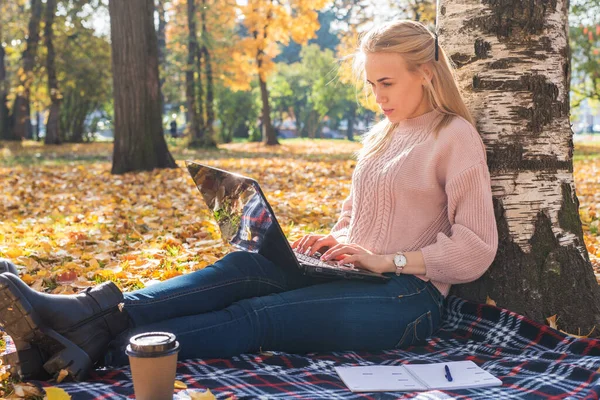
[0,259,20,276]
[0,273,130,381]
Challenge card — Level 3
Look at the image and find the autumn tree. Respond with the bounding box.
[44,0,61,145]
[440,0,600,333]
[157,0,168,116]
[10,0,43,141]
[185,0,202,145]
[108,0,176,174]
[0,1,9,141]
[199,0,216,146]
[569,0,600,110]
[236,0,328,145]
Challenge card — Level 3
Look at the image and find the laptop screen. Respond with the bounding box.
[186,162,275,253]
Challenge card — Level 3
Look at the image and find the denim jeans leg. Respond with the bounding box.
[105,274,441,366]
[123,251,315,327]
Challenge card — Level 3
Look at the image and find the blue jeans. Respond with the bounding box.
[104,251,445,366]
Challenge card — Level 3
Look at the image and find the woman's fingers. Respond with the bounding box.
[296,234,323,253]
[307,236,335,256]
[321,244,359,260]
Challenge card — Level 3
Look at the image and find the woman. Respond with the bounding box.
[0,19,498,381]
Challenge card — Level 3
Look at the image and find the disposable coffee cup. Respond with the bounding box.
[126,332,180,400]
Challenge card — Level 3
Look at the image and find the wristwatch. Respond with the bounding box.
[393,251,407,276]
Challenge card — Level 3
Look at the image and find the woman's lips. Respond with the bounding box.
[383,109,394,116]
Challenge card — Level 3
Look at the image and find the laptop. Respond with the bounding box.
[186,161,390,283]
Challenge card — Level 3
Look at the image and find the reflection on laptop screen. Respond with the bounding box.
[187,163,275,252]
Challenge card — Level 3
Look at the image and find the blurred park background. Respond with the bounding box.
[0,0,596,148]
[1,0,600,286]
[1,0,600,392]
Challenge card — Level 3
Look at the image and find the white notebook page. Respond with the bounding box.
[404,360,503,390]
[335,361,502,392]
[334,365,427,392]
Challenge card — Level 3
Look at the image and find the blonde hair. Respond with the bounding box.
[351,20,475,161]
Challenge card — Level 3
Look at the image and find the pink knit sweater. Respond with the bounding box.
[330,108,498,297]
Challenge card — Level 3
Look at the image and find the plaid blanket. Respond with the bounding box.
[17,296,600,399]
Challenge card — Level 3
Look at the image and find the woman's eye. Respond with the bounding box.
[368,82,392,88]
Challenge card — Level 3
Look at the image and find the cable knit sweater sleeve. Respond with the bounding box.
[330,190,352,243]
[420,159,498,284]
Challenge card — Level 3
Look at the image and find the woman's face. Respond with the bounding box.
[364,52,431,123]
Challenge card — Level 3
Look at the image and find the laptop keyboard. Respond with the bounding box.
[293,250,356,270]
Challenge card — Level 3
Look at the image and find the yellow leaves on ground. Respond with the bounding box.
[186,388,216,399]
[4,383,43,398]
[574,143,600,282]
[546,314,596,338]
[174,380,188,389]
[2,138,600,392]
[0,140,360,296]
[43,387,71,400]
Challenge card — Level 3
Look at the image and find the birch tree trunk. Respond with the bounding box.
[441,0,600,334]
[108,0,176,174]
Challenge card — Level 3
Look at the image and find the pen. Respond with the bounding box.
[444,365,453,382]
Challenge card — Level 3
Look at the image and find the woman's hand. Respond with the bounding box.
[320,243,393,275]
[291,234,340,256]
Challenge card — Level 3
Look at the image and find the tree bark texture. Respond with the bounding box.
[441,0,600,334]
[11,0,43,141]
[108,0,176,174]
[44,0,61,145]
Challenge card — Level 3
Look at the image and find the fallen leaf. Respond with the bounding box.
[546,315,558,330]
[44,387,72,400]
[485,296,496,306]
[56,368,69,383]
[188,389,216,399]
[11,382,43,397]
[559,326,596,339]
[174,380,188,389]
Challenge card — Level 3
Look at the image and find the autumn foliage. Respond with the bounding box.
[1,138,600,392]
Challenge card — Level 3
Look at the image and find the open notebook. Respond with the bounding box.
[334,360,503,392]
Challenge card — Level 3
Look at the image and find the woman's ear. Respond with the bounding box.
[420,65,433,85]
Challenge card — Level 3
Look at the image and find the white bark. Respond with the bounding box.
[440,0,586,257]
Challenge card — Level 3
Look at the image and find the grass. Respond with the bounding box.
[0,137,362,167]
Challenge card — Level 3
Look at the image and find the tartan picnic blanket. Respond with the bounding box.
[17,295,600,399]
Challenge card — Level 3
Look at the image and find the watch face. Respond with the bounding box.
[394,254,406,267]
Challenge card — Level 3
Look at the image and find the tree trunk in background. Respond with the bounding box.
[346,103,356,141]
[442,0,600,334]
[11,0,43,141]
[0,22,9,141]
[44,0,61,145]
[108,0,176,174]
[195,44,205,134]
[252,1,278,146]
[186,0,203,147]
[258,75,277,145]
[35,111,41,141]
[157,0,167,116]
[200,0,216,147]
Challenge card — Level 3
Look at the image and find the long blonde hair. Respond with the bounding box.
[351,20,475,161]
